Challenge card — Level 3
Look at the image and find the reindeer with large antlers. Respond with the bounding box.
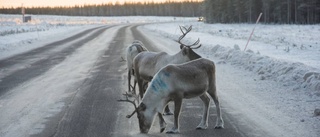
[118,58,224,134]
[132,25,202,115]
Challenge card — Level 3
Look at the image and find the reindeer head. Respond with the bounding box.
[136,102,155,133]
[176,25,202,60]
[118,94,155,133]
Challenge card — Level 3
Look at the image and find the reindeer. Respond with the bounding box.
[133,26,202,115]
[126,40,148,95]
[118,58,224,134]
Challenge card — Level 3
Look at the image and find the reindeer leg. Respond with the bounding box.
[128,70,132,93]
[126,71,135,98]
[207,91,224,129]
[163,106,173,115]
[142,81,148,91]
[163,105,173,115]
[196,93,210,129]
[158,113,167,133]
[137,78,144,99]
[166,98,182,134]
[133,80,137,95]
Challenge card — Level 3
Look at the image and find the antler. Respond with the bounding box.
[176,25,202,49]
[117,93,138,118]
[176,25,192,45]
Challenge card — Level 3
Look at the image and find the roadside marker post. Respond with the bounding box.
[244,13,263,51]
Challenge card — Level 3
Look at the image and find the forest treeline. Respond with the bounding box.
[0,1,202,17]
[203,0,320,24]
[1,0,319,24]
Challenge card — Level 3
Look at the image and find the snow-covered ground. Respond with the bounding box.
[0,14,319,136]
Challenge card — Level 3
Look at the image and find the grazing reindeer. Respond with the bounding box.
[126,40,148,94]
[119,58,224,134]
[133,26,202,115]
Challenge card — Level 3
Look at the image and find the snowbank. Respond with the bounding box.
[203,44,320,92]
[142,22,320,93]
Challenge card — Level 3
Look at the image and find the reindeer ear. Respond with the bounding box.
[180,44,184,49]
[139,102,146,111]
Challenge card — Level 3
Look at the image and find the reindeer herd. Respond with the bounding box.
[119,25,224,134]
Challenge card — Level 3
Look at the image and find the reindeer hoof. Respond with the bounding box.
[160,127,165,133]
[166,128,179,134]
[163,111,173,115]
[214,126,224,129]
[166,130,179,134]
[196,126,207,130]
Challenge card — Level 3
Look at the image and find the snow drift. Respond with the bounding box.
[203,44,320,92]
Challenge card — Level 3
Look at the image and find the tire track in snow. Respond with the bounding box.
[49,25,129,137]
[0,26,110,96]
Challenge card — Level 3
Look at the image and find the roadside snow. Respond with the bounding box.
[0,25,97,60]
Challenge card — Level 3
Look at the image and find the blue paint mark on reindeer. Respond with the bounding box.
[151,74,168,93]
[163,71,170,77]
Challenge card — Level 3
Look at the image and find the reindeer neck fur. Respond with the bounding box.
[159,50,190,65]
[141,71,171,113]
[186,48,202,60]
[141,90,169,114]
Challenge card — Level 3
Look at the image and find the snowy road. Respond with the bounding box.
[0,23,318,137]
[0,24,244,137]
[0,24,117,136]
[0,26,108,94]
